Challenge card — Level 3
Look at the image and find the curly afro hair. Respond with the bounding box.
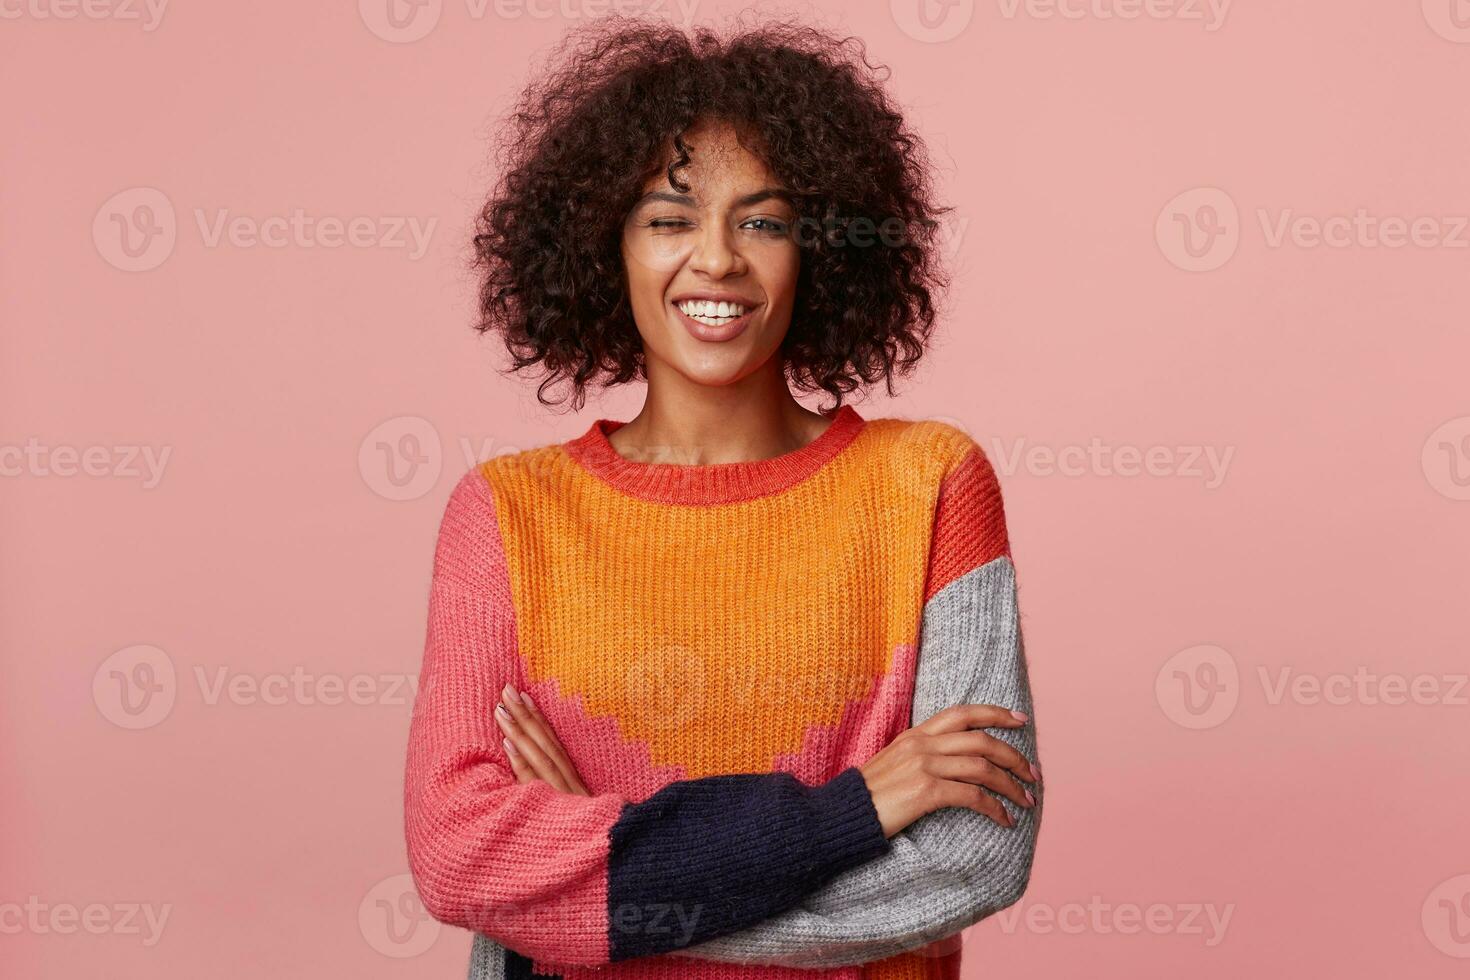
[471,15,951,411]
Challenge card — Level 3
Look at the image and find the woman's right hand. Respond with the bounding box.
[859,704,1040,838]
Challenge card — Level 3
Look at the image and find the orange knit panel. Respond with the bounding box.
[480,418,976,783]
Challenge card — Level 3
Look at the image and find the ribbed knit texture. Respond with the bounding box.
[403,405,1041,980]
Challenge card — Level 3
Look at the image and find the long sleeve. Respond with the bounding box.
[403,467,893,968]
[669,439,1043,968]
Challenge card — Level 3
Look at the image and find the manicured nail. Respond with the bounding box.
[502,737,519,757]
[503,684,522,705]
[1024,789,1036,806]
[521,692,535,712]
[1031,761,1042,782]
[1010,709,1029,722]
[494,704,510,723]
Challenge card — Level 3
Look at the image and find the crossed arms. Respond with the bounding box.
[409,442,1041,975]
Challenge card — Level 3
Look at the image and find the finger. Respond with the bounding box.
[498,688,575,780]
[494,701,572,792]
[930,728,1039,784]
[926,753,1035,810]
[934,777,1015,828]
[918,703,1030,738]
[508,689,590,794]
[502,736,535,783]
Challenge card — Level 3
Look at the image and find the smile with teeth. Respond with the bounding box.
[676,299,749,326]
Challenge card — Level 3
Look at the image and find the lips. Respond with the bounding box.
[670,299,759,343]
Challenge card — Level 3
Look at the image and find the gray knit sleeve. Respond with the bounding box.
[669,554,1043,967]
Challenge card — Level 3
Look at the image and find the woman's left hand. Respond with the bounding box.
[493,684,591,796]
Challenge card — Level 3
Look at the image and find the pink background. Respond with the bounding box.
[3,0,1468,976]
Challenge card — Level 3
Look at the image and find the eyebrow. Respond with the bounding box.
[633,187,794,209]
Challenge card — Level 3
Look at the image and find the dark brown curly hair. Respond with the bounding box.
[471,15,951,411]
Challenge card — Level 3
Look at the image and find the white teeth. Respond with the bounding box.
[677,299,747,321]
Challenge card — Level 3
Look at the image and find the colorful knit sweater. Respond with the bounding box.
[403,404,1042,980]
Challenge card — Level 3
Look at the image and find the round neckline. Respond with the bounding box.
[562,404,866,505]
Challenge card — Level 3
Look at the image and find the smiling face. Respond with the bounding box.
[620,118,801,390]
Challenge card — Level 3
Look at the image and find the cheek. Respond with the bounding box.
[620,246,679,346]
[621,248,675,316]
[753,243,801,309]
[622,230,694,283]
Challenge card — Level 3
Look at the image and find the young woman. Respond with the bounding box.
[404,19,1042,980]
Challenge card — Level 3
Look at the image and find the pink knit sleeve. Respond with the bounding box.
[403,468,628,964]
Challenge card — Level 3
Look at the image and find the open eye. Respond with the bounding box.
[741,216,790,236]
[740,215,787,233]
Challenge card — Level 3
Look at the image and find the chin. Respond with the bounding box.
[654,331,767,385]
[668,358,760,389]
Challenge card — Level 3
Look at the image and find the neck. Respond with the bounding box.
[613,358,834,466]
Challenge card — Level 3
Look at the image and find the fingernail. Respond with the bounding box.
[502,736,518,757]
[1024,789,1035,806]
[1010,709,1028,722]
[495,704,510,723]
[521,692,535,712]
[1031,761,1042,782]
[503,684,522,705]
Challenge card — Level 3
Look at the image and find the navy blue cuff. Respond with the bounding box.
[605,767,892,961]
[808,765,892,875]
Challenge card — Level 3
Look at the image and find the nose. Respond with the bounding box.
[688,220,744,279]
